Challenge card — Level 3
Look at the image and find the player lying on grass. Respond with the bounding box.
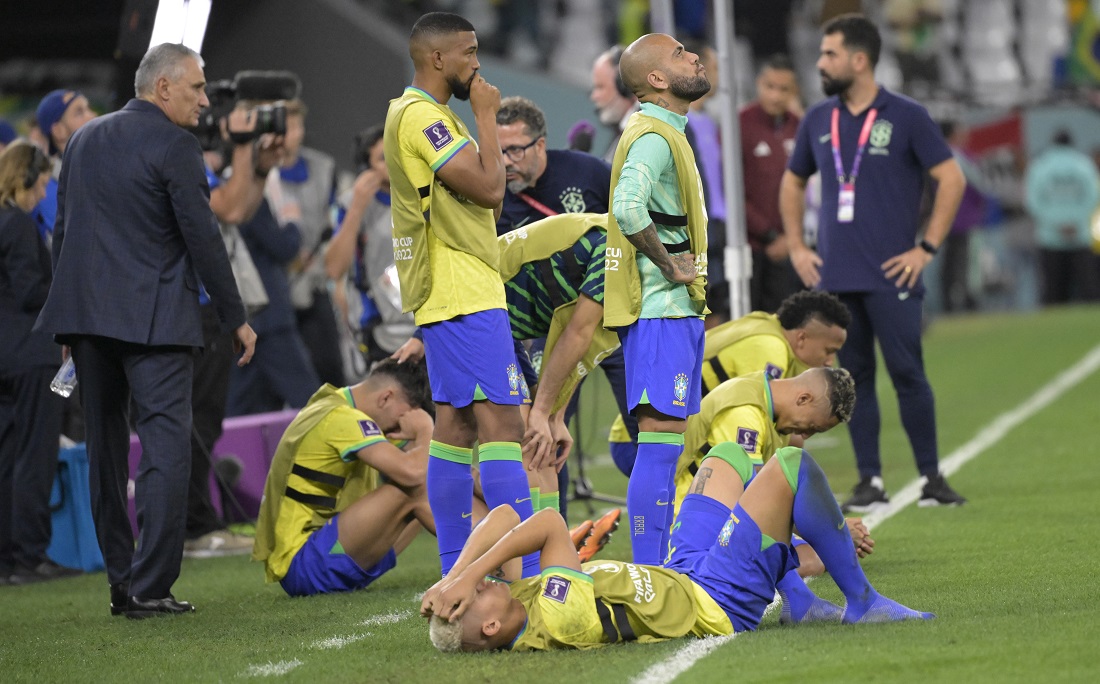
[253,360,482,596]
[422,440,933,652]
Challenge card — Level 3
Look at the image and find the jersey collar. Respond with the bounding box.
[405,86,439,104]
[341,386,357,410]
[638,102,687,132]
[763,375,776,423]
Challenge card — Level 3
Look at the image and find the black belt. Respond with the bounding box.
[662,239,691,255]
[649,210,688,227]
[687,443,713,476]
[285,486,337,509]
[291,463,346,489]
[418,184,431,222]
[701,357,730,397]
[595,600,637,643]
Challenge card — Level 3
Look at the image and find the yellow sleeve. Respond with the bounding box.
[708,405,771,462]
[399,102,471,173]
[715,335,792,380]
[322,406,388,462]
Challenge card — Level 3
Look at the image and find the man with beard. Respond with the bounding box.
[603,33,712,565]
[590,46,639,163]
[384,12,537,578]
[778,14,968,512]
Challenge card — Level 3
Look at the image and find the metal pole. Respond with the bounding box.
[713,0,751,319]
[649,0,675,35]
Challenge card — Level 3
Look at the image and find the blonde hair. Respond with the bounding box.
[428,615,465,653]
[0,139,50,207]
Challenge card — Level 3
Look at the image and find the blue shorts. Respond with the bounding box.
[618,317,704,418]
[280,516,397,597]
[421,309,524,408]
[666,496,797,632]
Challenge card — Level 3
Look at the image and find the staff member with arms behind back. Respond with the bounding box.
[35,43,257,619]
[779,14,967,512]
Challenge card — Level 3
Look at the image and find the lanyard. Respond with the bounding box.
[517,192,559,217]
[830,107,877,184]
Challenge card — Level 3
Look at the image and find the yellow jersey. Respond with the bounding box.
[384,87,505,325]
[700,312,809,394]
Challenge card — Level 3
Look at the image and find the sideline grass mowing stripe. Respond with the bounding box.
[632,341,1100,684]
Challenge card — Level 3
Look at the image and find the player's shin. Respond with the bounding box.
[627,432,683,564]
[479,442,539,577]
[428,441,475,576]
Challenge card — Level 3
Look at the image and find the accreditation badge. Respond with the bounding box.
[837,183,855,223]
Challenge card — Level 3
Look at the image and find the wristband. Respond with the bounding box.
[919,239,938,255]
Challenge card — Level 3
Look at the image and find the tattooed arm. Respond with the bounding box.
[623,224,697,284]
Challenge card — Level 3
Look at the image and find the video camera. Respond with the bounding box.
[192,70,301,152]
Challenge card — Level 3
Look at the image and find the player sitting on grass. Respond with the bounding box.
[422,440,932,651]
[253,360,460,596]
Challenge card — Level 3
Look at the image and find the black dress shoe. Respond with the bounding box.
[110,583,129,616]
[9,560,83,584]
[125,595,196,620]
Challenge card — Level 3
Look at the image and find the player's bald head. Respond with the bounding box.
[619,33,680,97]
[409,12,476,65]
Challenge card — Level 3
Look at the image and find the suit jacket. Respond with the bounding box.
[0,206,58,370]
[36,99,245,347]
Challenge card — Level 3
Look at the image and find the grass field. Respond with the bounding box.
[3,305,1099,683]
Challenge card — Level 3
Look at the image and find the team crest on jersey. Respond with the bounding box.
[737,427,759,453]
[358,419,382,438]
[543,576,571,603]
[869,119,892,154]
[559,186,586,213]
[423,120,453,151]
[765,362,783,380]
[506,363,520,394]
[520,376,531,401]
[672,373,689,407]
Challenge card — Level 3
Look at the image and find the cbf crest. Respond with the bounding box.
[718,513,738,547]
[869,119,892,154]
[672,373,689,407]
[506,363,520,395]
[559,186,586,213]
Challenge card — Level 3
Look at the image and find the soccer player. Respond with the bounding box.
[604,34,712,565]
[252,360,442,596]
[608,290,851,474]
[422,439,931,651]
[384,12,537,577]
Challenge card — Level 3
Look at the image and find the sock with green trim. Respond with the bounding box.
[777,571,842,624]
[780,448,933,623]
[627,431,683,565]
[539,491,559,513]
[529,487,541,512]
[427,441,474,576]
[479,442,539,577]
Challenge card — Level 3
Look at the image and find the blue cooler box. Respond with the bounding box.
[47,444,104,573]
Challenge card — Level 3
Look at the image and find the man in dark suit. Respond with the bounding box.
[35,43,257,619]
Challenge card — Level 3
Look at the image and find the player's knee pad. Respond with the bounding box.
[701,442,754,486]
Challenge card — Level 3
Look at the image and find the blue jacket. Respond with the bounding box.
[36,99,245,347]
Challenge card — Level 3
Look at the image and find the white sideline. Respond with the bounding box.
[630,342,1100,684]
[241,660,303,677]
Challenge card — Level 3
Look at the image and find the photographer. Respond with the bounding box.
[184,90,287,558]
[326,125,415,367]
[273,99,346,387]
[224,73,321,417]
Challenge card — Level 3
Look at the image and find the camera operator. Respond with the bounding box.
[184,96,287,558]
[224,75,321,417]
[271,99,346,387]
[326,125,415,367]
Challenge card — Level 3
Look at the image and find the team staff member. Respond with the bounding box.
[604,34,712,565]
[423,377,930,652]
[36,43,256,618]
[779,14,967,512]
[253,360,439,596]
[384,12,535,577]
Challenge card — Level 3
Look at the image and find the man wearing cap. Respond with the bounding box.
[31,89,96,240]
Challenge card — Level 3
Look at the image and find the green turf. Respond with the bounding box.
[3,304,1098,683]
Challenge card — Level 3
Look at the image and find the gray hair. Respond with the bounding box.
[428,615,464,653]
[135,43,203,97]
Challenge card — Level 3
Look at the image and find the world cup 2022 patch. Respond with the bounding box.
[543,576,571,604]
[736,427,759,454]
[359,419,382,438]
[423,120,453,152]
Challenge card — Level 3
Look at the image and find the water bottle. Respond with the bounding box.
[50,357,78,398]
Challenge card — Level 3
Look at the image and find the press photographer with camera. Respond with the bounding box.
[183,76,291,558]
[222,72,321,418]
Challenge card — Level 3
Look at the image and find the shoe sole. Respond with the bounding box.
[579,511,621,563]
[917,498,965,508]
[842,500,890,514]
